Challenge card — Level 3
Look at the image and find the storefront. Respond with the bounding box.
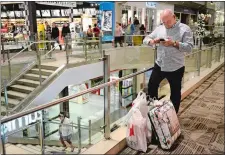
[174,7,198,25]
[121,2,174,32]
[1,2,100,43]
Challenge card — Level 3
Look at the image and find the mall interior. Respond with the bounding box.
[0,1,224,154]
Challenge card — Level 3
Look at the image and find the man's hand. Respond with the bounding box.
[149,38,160,45]
[161,39,174,47]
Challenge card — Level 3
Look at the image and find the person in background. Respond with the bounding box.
[93,23,100,48]
[114,22,123,48]
[87,25,93,49]
[62,22,71,51]
[140,24,146,41]
[143,9,193,114]
[133,17,140,26]
[45,21,51,50]
[58,112,75,152]
[140,24,146,35]
[125,21,135,46]
[10,23,16,37]
[51,22,62,50]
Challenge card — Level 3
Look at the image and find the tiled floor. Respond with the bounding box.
[119,66,224,154]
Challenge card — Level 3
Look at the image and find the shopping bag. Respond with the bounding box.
[123,91,148,124]
[124,91,152,142]
[126,108,147,152]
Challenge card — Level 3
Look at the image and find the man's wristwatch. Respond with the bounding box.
[173,41,177,47]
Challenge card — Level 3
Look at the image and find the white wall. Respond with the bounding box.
[26,62,104,109]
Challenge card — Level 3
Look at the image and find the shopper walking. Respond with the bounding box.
[62,22,71,51]
[143,9,194,113]
[114,22,123,48]
[45,21,51,51]
[51,22,62,50]
[125,21,135,46]
[58,112,75,152]
[87,25,93,49]
[93,24,101,49]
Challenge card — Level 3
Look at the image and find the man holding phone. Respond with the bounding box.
[143,9,193,113]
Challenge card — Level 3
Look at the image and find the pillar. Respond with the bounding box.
[69,7,73,23]
[24,2,37,37]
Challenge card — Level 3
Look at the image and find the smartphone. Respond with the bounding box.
[160,38,165,41]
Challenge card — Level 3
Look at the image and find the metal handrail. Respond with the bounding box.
[1,40,57,64]
[7,42,35,62]
[1,66,153,124]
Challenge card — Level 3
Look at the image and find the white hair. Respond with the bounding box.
[160,9,174,18]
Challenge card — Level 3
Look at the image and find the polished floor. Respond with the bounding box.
[119,66,224,154]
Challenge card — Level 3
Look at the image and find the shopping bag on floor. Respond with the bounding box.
[126,108,147,152]
[124,91,152,142]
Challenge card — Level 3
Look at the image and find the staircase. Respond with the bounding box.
[4,143,87,154]
[1,65,58,116]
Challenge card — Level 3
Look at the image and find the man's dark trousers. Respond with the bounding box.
[148,63,185,113]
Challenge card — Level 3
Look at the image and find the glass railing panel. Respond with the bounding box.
[212,44,218,63]
[184,52,198,83]
[221,44,224,60]
[68,37,103,64]
[200,48,208,72]
[1,116,42,154]
[1,45,37,85]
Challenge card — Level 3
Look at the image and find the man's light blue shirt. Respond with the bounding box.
[143,21,194,72]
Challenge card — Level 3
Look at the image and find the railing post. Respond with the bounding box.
[65,36,69,64]
[1,135,6,155]
[3,80,9,116]
[1,42,5,63]
[7,50,12,80]
[218,34,222,62]
[84,36,87,60]
[88,119,92,145]
[197,37,202,76]
[39,120,45,155]
[99,35,103,56]
[209,37,213,68]
[103,53,111,140]
[47,34,52,59]
[35,38,42,85]
[124,34,127,47]
[77,117,81,153]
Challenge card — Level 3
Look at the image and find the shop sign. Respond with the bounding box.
[1,111,42,138]
[36,2,77,8]
[146,2,157,8]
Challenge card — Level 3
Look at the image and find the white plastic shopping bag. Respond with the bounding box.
[124,91,152,142]
[126,108,147,152]
[124,91,148,124]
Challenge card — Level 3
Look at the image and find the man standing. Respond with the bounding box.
[45,21,51,51]
[143,9,193,113]
[62,22,71,51]
[51,22,62,50]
